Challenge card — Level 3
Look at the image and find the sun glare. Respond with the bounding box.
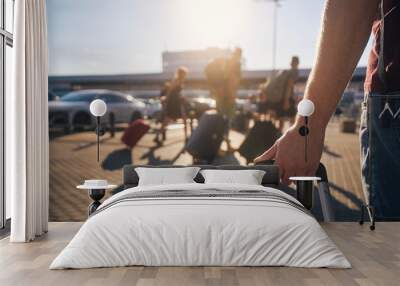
[175,0,249,47]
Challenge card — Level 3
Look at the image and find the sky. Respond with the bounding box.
[47,0,373,76]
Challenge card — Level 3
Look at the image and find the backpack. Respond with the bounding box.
[204,57,227,86]
[263,70,293,103]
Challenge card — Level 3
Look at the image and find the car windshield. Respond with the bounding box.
[61,93,98,102]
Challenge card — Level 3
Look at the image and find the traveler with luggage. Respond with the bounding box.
[160,81,171,99]
[154,67,189,145]
[205,47,242,152]
[257,82,270,121]
[262,56,299,131]
[159,80,171,118]
[186,111,228,164]
[255,0,400,222]
[155,81,171,140]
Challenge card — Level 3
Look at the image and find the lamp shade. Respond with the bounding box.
[297,99,315,117]
[90,99,107,117]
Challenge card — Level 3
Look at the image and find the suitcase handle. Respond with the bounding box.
[255,160,334,221]
[255,160,328,182]
[315,163,328,183]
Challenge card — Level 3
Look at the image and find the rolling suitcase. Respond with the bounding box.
[238,120,280,164]
[121,119,150,148]
[231,111,249,133]
[186,112,227,162]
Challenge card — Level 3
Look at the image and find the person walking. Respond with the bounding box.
[207,47,242,152]
[156,81,171,140]
[154,67,189,145]
[224,48,242,151]
[257,81,269,121]
[255,0,400,221]
[262,56,299,131]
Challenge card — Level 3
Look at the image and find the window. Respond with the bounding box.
[5,0,13,33]
[1,0,14,230]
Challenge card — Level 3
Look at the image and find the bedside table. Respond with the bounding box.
[289,177,321,210]
[77,184,117,216]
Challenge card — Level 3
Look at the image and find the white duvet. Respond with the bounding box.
[50,183,350,269]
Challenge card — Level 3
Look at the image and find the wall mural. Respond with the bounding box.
[48,1,367,222]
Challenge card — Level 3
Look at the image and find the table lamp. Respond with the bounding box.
[289,99,320,210]
[297,99,315,163]
[89,99,107,162]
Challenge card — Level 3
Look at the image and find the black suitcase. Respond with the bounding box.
[186,112,227,162]
[231,112,249,133]
[238,121,280,164]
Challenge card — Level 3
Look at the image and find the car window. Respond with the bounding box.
[98,94,128,103]
[61,93,98,102]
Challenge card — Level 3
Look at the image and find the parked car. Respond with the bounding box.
[143,98,162,120]
[236,89,257,99]
[48,89,147,133]
[130,90,162,120]
[183,90,215,118]
[48,91,59,101]
[235,98,257,113]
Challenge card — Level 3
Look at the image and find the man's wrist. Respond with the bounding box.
[294,114,328,133]
[302,80,342,129]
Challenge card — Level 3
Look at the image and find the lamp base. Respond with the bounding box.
[88,189,105,216]
[296,180,313,210]
[290,177,321,210]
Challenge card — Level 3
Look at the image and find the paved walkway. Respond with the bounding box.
[49,120,364,222]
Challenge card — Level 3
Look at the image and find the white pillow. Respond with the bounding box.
[135,167,201,186]
[200,169,266,185]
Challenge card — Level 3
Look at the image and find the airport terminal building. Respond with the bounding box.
[49,48,367,97]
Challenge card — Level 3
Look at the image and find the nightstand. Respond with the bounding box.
[77,184,117,216]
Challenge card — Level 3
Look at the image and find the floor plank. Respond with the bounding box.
[1,222,399,286]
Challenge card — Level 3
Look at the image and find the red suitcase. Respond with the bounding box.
[121,119,150,148]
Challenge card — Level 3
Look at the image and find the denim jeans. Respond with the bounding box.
[360,93,400,220]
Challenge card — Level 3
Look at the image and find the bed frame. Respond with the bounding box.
[122,163,335,222]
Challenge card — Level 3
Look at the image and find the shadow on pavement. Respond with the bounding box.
[323,145,342,158]
[101,148,132,171]
[308,181,364,222]
[140,146,176,165]
[73,137,115,151]
[329,182,364,221]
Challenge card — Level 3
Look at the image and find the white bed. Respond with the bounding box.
[50,183,350,269]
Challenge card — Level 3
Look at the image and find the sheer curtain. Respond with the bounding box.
[7,0,49,242]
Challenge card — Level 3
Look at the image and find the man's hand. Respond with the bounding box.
[254,121,325,185]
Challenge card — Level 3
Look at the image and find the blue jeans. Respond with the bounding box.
[360,93,400,220]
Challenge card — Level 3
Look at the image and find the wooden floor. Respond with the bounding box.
[0,222,399,286]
